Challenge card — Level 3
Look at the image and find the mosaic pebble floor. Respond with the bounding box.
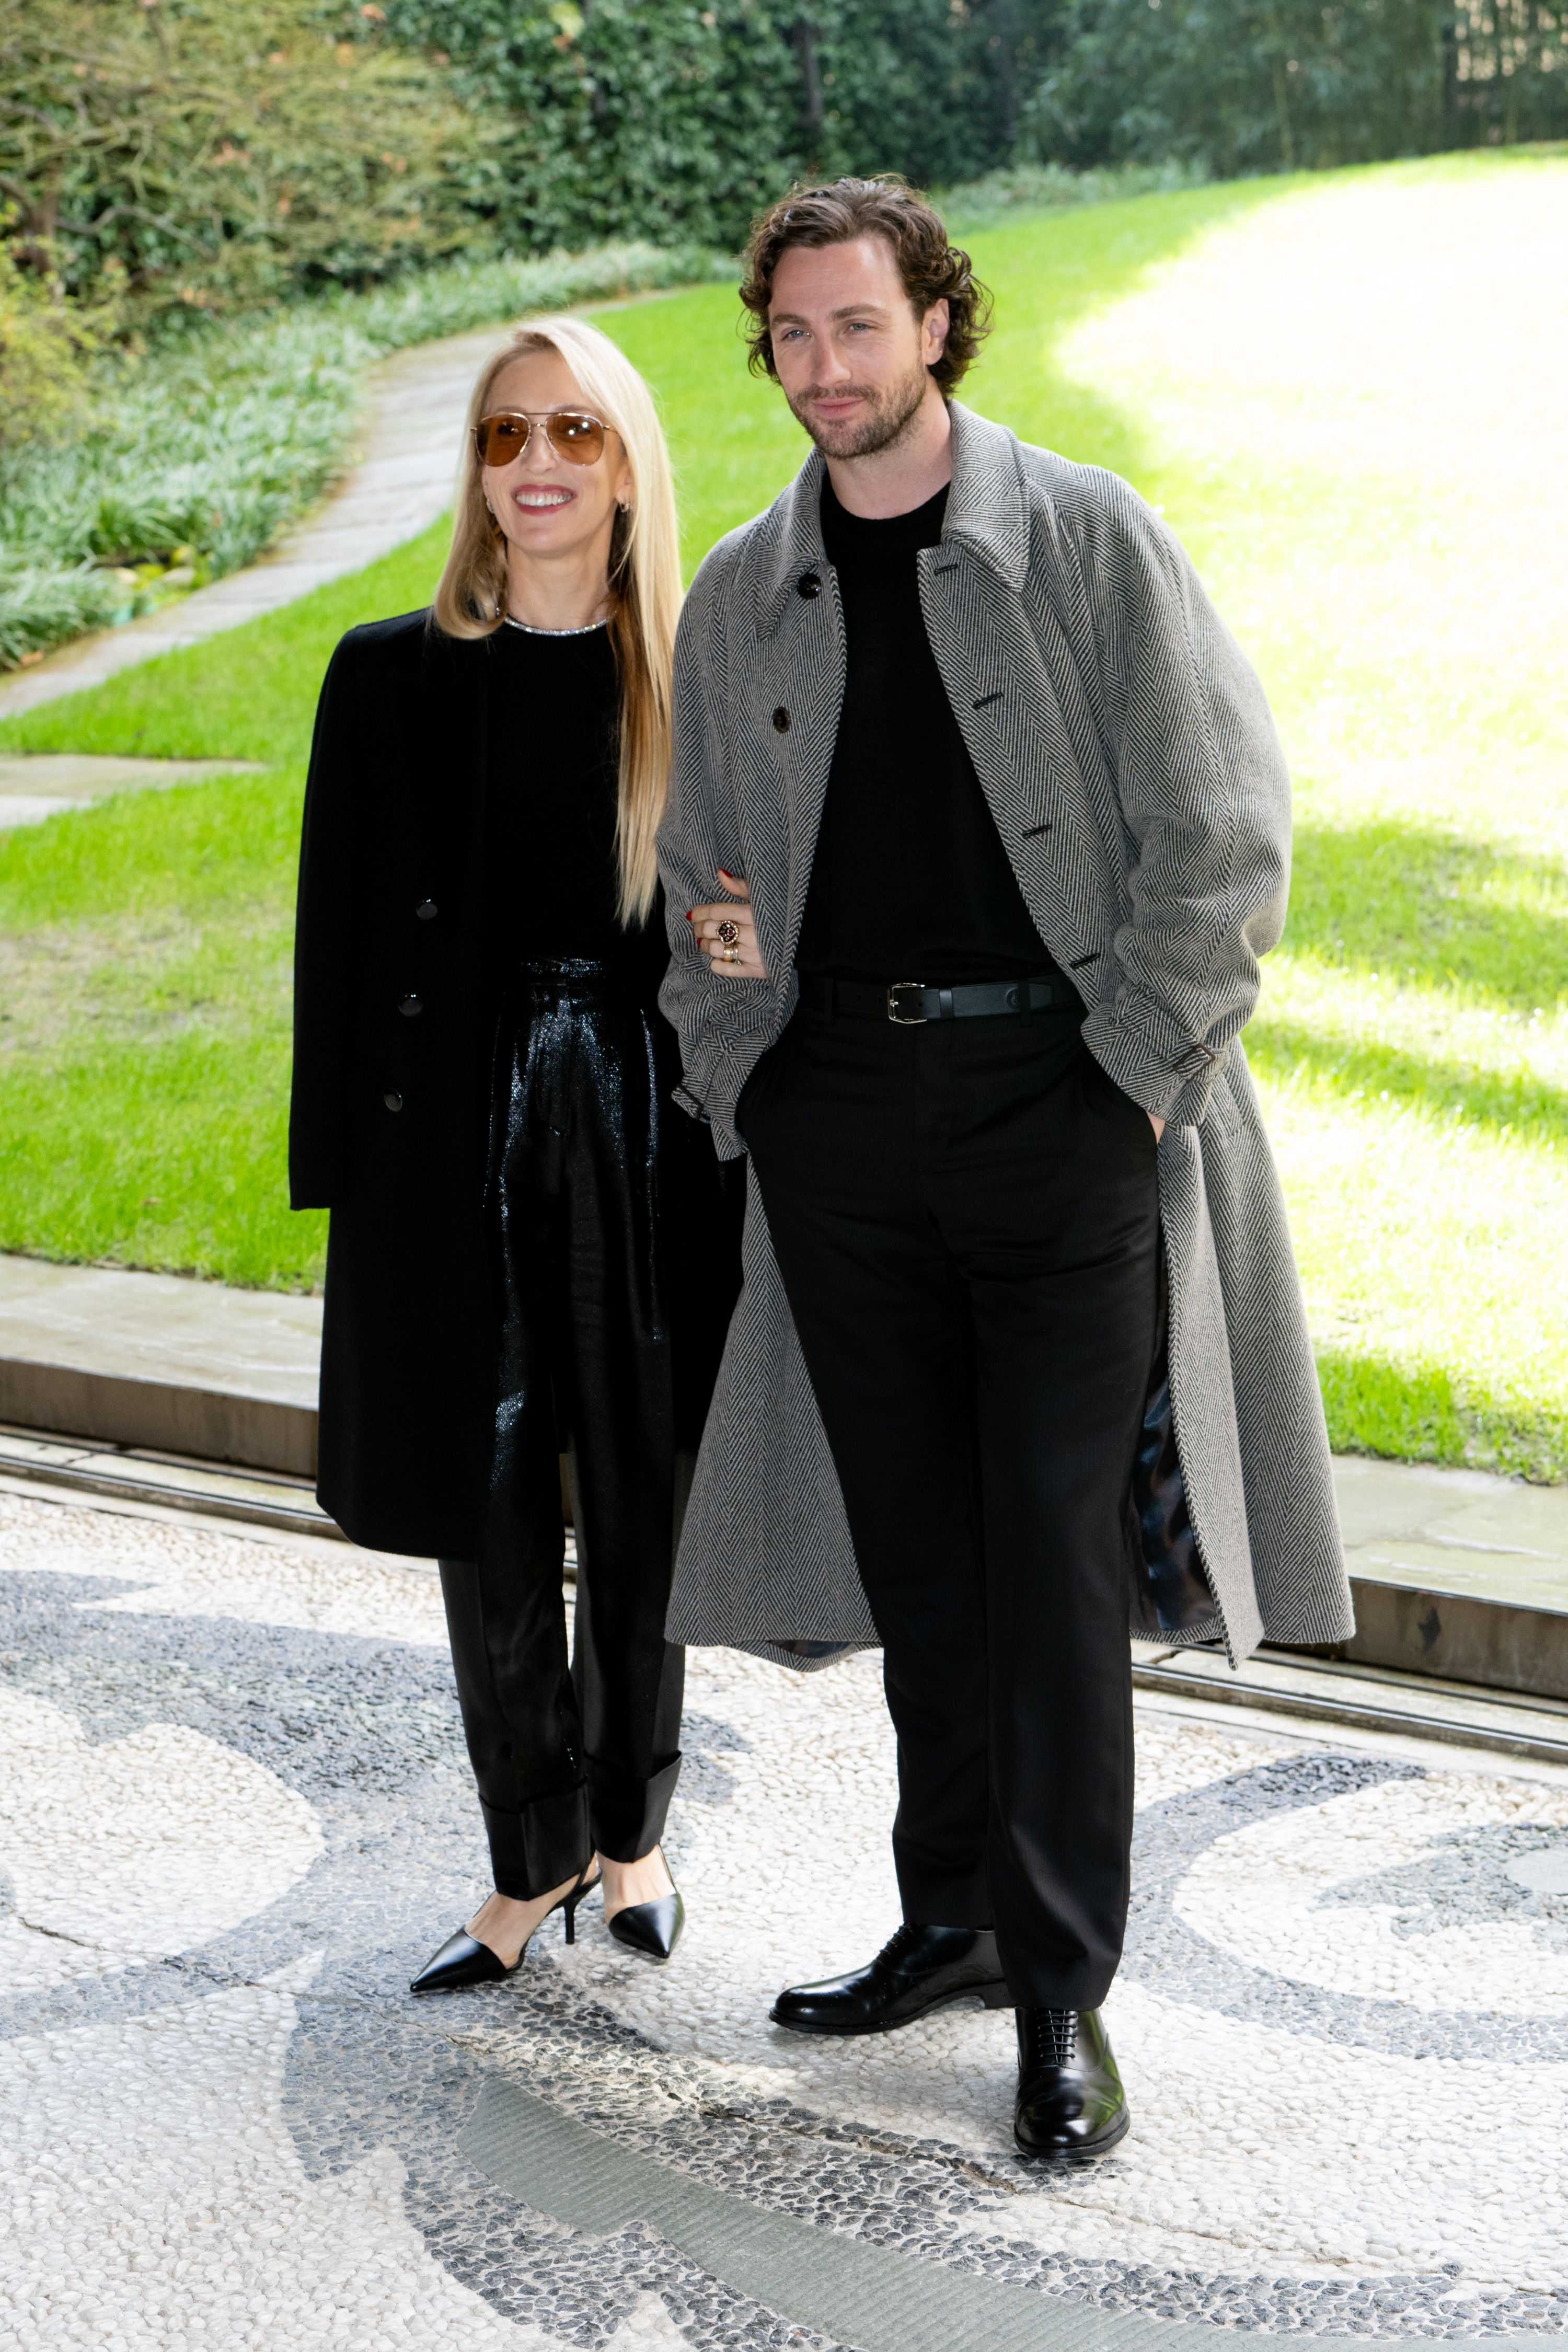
[1,1486,1566,2349]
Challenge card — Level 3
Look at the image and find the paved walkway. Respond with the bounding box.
[0,754,261,831]
[0,1478,1565,2348]
[0,323,513,725]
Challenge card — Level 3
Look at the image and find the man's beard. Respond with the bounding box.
[787,359,929,459]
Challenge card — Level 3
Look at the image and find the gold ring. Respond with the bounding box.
[716,918,741,949]
[723,944,740,964]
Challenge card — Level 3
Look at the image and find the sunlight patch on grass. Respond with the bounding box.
[1060,152,1568,1476]
[1260,1061,1568,1479]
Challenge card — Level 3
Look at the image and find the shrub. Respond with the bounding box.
[0,0,478,317]
[0,233,124,446]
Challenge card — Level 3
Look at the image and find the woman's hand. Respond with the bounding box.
[686,872,766,978]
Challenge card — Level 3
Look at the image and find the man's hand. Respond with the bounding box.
[687,871,766,978]
[1149,1114,1165,1142]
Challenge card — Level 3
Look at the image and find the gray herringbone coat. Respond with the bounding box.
[656,401,1352,1673]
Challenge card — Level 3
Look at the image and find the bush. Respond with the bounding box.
[395,0,1065,255]
[0,0,477,316]
[0,234,124,446]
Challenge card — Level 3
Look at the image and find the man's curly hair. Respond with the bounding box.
[739,175,992,397]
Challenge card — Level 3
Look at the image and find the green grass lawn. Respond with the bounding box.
[3,151,1565,1477]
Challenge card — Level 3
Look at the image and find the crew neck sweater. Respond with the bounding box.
[794,475,1063,989]
[480,621,664,1004]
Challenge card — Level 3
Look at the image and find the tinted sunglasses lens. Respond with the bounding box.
[476,414,530,465]
[547,412,606,465]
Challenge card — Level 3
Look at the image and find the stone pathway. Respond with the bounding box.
[0,752,260,829]
[0,322,513,725]
[1,1481,1565,2348]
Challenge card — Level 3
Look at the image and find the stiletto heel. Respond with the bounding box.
[562,1865,601,1946]
[410,1862,601,1993]
[605,1847,684,1963]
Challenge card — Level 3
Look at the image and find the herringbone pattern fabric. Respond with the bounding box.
[656,404,1352,1670]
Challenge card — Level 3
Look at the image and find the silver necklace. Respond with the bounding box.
[502,612,609,637]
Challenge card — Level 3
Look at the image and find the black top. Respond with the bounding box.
[794,476,1062,988]
[481,620,665,1000]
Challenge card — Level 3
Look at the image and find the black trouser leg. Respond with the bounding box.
[440,979,731,1899]
[557,1071,686,1862]
[743,1005,1160,2011]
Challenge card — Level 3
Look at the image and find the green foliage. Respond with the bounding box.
[0,230,125,446]
[1028,0,1568,172]
[0,0,477,316]
[394,0,1063,253]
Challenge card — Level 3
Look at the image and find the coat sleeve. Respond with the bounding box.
[656,545,766,1158]
[288,635,363,1210]
[1069,478,1291,1129]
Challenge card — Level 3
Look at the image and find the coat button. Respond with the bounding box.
[415,898,437,921]
[383,1090,403,1112]
[772,707,790,733]
[797,572,821,599]
[398,993,423,1018]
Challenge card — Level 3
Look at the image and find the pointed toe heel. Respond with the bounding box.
[409,1930,514,1994]
[607,1887,685,1962]
[410,1863,601,1993]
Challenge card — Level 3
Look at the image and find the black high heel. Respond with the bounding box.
[409,1864,601,1993]
[605,1848,685,1962]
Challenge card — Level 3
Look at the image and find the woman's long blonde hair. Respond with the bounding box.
[432,315,681,927]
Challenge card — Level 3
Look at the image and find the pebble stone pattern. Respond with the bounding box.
[1,1486,1565,2349]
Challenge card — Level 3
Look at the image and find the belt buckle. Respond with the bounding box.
[886,980,926,1026]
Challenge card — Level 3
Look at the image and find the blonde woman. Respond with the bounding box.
[290,317,743,1991]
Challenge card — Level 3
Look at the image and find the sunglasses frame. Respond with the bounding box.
[474,408,610,468]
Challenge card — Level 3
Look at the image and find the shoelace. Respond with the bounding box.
[874,1921,926,1967]
[1027,2007,1079,2068]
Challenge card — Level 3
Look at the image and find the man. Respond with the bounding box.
[656,176,1352,2160]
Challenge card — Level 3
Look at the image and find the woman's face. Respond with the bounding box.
[479,348,633,579]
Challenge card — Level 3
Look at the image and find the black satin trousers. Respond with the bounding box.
[439,961,742,1901]
[742,1002,1161,2012]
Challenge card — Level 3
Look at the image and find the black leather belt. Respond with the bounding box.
[798,972,1075,1025]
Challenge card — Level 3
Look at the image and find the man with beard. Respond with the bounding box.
[655,177,1351,2158]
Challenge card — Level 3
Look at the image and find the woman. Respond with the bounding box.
[289,316,742,1991]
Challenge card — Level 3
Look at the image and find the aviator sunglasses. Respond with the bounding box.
[474,408,609,467]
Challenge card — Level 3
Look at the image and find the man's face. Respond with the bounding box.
[767,235,950,460]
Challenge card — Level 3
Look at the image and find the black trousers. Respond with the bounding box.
[741,999,1161,2011]
[441,964,742,1901]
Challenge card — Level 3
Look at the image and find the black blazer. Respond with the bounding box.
[291,610,499,1557]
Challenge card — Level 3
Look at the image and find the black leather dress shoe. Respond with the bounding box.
[770,1922,1011,2035]
[1013,2007,1130,2159]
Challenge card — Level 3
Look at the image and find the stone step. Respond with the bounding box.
[0,1253,320,1479]
[2,1252,1566,1707]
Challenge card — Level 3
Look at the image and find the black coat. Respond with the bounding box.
[291,610,501,1558]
